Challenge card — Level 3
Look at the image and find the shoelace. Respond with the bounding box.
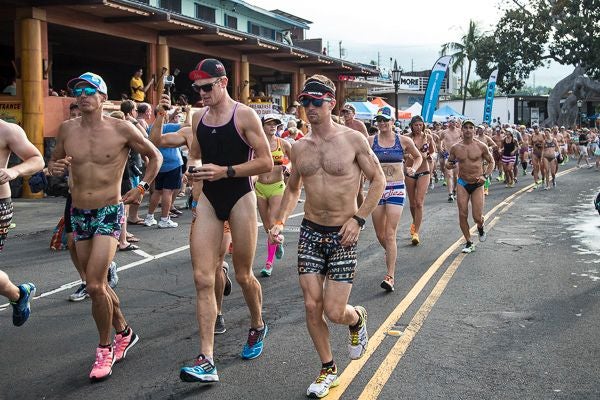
[315,367,336,383]
[246,329,263,347]
[193,357,213,371]
[94,348,112,367]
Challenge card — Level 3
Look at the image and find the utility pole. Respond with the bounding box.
[339,41,342,59]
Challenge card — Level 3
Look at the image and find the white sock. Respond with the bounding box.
[161,217,169,222]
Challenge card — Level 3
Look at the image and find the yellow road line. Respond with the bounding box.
[330,166,576,399]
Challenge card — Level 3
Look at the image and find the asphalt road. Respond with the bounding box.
[1,160,599,400]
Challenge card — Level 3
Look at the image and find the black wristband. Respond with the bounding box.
[352,215,366,228]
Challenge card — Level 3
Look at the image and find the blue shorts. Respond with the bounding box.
[155,166,182,190]
[378,181,405,206]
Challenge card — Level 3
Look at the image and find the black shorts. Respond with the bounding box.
[155,167,182,190]
[297,219,357,283]
[0,198,13,252]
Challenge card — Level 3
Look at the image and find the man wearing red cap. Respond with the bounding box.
[270,75,386,398]
[179,58,273,383]
[49,72,163,382]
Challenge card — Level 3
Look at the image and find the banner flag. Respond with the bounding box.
[421,55,452,123]
[482,69,499,124]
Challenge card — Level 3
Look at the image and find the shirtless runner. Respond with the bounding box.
[0,120,44,327]
[439,118,462,202]
[270,75,385,398]
[49,72,162,382]
[446,120,495,254]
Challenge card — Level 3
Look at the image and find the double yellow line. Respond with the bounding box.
[329,167,576,399]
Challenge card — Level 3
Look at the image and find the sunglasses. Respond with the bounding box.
[299,97,332,108]
[192,78,222,93]
[73,87,98,97]
[375,117,390,123]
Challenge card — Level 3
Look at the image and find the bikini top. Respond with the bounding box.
[271,138,284,165]
[544,140,555,148]
[372,134,404,163]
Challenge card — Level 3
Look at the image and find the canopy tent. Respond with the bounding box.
[404,102,422,117]
[346,101,378,121]
[432,104,467,122]
[369,97,411,119]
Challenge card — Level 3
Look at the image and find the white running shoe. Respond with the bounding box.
[158,219,178,228]
[69,283,89,302]
[107,262,119,289]
[348,306,368,360]
[143,215,157,227]
[306,366,339,398]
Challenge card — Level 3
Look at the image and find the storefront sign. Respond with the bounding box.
[338,75,356,81]
[0,101,22,125]
[267,84,290,96]
[399,76,420,91]
[248,102,274,116]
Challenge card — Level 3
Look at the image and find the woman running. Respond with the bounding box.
[406,115,436,245]
[541,129,559,190]
[500,130,519,188]
[255,115,292,276]
[369,108,422,292]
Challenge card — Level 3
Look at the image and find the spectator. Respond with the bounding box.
[130,68,153,103]
[136,102,151,132]
[69,103,81,119]
[2,78,16,96]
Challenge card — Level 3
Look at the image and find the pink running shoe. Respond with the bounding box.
[89,346,115,382]
[113,329,139,363]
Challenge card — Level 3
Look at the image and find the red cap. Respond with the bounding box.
[189,59,226,81]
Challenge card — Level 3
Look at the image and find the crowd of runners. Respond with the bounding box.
[1,57,598,398]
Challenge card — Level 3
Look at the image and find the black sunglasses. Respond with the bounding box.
[192,78,222,93]
[299,97,331,108]
[375,117,390,123]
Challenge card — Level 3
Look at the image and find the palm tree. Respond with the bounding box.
[440,20,482,114]
[466,79,487,98]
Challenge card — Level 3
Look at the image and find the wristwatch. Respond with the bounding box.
[138,181,150,191]
[352,215,366,228]
[226,166,236,178]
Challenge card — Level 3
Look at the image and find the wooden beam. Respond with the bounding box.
[104,13,168,24]
[204,40,246,47]
[158,29,202,36]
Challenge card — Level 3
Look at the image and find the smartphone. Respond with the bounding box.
[187,166,196,173]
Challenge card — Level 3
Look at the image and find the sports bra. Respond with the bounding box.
[372,134,404,163]
[271,138,284,165]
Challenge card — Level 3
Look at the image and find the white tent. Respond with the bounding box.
[400,102,422,120]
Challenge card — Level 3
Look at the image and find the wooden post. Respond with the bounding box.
[145,42,156,106]
[240,57,250,104]
[21,18,44,199]
[155,38,169,101]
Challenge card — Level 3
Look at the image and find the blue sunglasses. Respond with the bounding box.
[73,87,98,97]
[299,97,332,108]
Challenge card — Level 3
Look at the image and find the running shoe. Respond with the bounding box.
[143,215,157,227]
[158,219,178,228]
[461,241,475,254]
[214,314,226,335]
[11,283,35,326]
[261,262,273,277]
[442,179,447,186]
[107,261,119,289]
[409,223,416,236]
[429,182,435,190]
[411,232,420,246]
[89,346,115,382]
[348,306,368,360]
[69,283,89,302]
[223,263,232,296]
[380,275,394,292]
[180,355,219,383]
[447,194,454,203]
[275,241,285,260]
[552,179,556,188]
[477,226,487,242]
[522,170,527,176]
[170,207,183,215]
[483,188,489,196]
[113,328,139,362]
[306,365,340,398]
[241,322,268,359]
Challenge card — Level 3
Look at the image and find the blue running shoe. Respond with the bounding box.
[275,236,284,259]
[241,322,268,359]
[11,282,35,327]
[180,355,219,383]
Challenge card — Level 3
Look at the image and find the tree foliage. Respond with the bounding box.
[474,0,600,93]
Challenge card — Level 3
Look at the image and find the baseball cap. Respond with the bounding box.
[299,77,335,99]
[375,107,393,120]
[189,58,226,81]
[342,103,356,113]
[261,114,282,125]
[462,119,476,127]
[532,123,539,128]
[67,72,108,95]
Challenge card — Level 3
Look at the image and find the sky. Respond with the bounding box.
[251,0,574,87]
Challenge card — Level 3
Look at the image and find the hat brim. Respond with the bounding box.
[263,118,282,125]
[298,92,333,100]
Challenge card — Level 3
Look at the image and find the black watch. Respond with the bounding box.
[226,165,236,178]
[352,215,366,228]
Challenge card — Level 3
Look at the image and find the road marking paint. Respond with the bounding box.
[0,211,306,310]
[330,166,577,399]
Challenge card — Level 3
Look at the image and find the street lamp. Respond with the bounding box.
[391,59,402,119]
[577,99,583,128]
